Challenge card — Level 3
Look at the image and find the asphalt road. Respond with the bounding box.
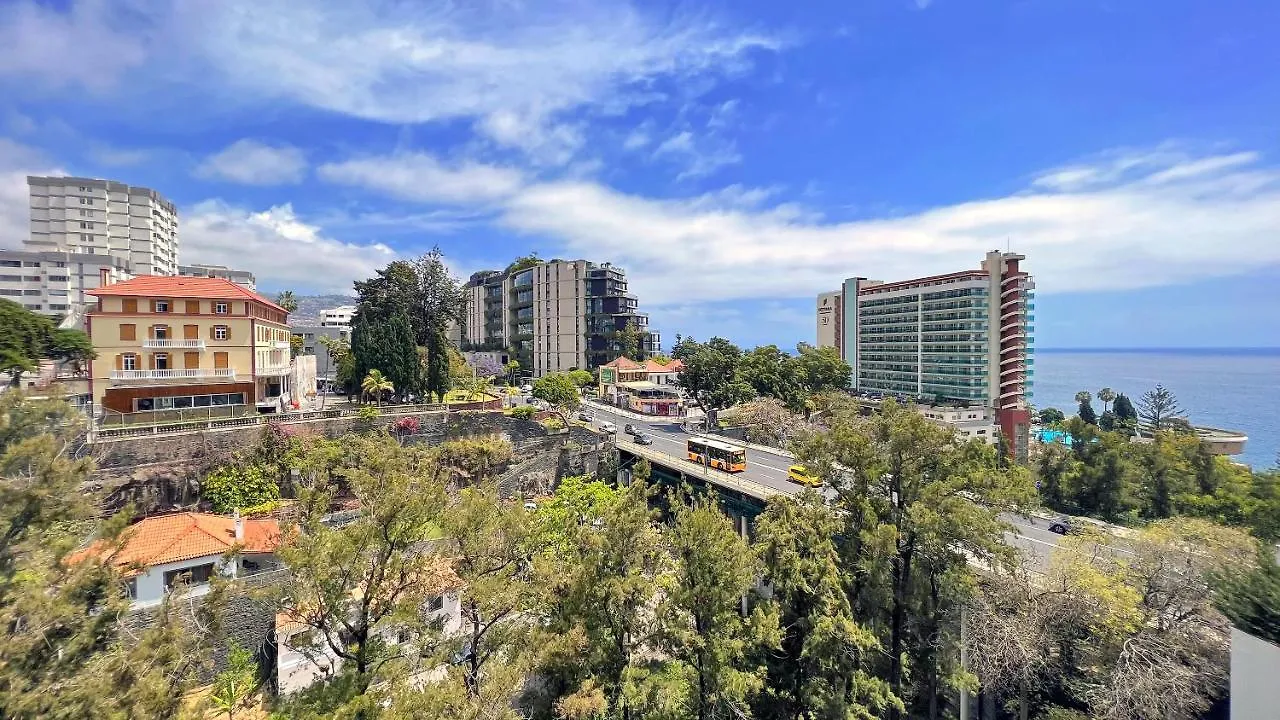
[581,399,1068,567]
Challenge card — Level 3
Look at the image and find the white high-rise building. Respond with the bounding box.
[320,305,355,329]
[26,176,179,277]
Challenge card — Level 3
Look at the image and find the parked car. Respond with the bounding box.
[519,384,533,394]
[598,421,617,434]
[1048,517,1073,535]
[786,464,823,488]
[577,411,593,421]
[624,423,639,435]
[634,433,653,445]
[523,501,538,512]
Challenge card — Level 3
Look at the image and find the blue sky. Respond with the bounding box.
[1,0,1278,349]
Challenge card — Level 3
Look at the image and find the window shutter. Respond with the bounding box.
[147,354,155,370]
[123,298,137,313]
[150,299,157,313]
[115,354,123,370]
[147,325,154,339]
[224,326,231,341]
[186,300,199,314]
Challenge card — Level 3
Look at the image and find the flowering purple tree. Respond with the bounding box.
[470,355,505,378]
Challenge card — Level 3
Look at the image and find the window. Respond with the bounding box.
[21,261,39,268]
[154,353,169,370]
[155,300,169,313]
[214,302,228,314]
[23,275,40,282]
[123,578,137,599]
[22,289,40,296]
[122,354,137,370]
[214,325,227,340]
[79,221,93,229]
[46,276,67,282]
[79,209,89,217]
[153,325,168,339]
[163,563,214,590]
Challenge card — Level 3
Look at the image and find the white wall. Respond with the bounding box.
[131,553,276,607]
[1232,628,1280,720]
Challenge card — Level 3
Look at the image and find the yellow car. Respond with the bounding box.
[787,464,822,488]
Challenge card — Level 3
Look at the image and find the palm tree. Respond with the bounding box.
[361,369,394,407]
[274,290,299,314]
[1074,391,1092,406]
[1097,387,1116,413]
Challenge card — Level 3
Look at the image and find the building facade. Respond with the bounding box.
[817,251,1034,460]
[462,260,660,376]
[86,276,294,421]
[598,356,686,416]
[27,176,179,277]
[0,248,133,317]
[320,305,355,329]
[178,263,256,290]
[293,324,349,390]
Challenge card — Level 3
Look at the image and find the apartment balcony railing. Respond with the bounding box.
[256,365,292,377]
[143,338,206,350]
[271,341,292,350]
[111,368,236,381]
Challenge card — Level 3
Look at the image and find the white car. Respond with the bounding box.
[598,421,617,434]
[520,384,533,394]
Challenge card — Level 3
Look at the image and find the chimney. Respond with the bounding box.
[233,508,244,542]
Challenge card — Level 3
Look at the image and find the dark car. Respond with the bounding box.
[634,433,653,445]
[1048,517,1072,535]
[624,423,639,435]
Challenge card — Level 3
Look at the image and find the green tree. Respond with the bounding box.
[1096,387,1116,413]
[719,396,800,448]
[794,342,852,396]
[457,373,494,401]
[208,642,259,719]
[533,372,581,429]
[567,368,594,388]
[361,369,395,406]
[1138,384,1184,432]
[791,400,1037,717]
[275,290,299,313]
[752,492,898,720]
[0,392,213,717]
[505,359,522,385]
[1113,393,1137,422]
[203,464,280,513]
[1038,407,1066,425]
[442,481,535,699]
[410,250,469,401]
[672,336,756,425]
[352,308,419,400]
[616,319,643,361]
[660,493,765,720]
[276,434,450,697]
[505,254,542,274]
[290,333,305,358]
[1213,548,1280,645]
[1077,398,1097,426]
[0,299,58,384]
[1073,391,1092,406]
[739,344,804,409]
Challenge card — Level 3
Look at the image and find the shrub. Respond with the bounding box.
[391,416,421,435]
[510,405,538,420]
[203,464,280,514]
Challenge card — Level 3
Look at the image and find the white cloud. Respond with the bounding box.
[0,1,779,152]
[652,130,742,179]
[181,201,396,293]
[0,0,148,93]
[0,139,61,247]
[496,147,1280,305]
[622,126,653,151]
[318,152,524,205]
[196,139,308,185]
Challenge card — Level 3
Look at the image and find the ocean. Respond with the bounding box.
[1032,349,1280,470]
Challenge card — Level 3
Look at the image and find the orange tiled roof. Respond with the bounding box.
[603,356,645,370]
[88,275,287,314]
[643,358,683,372]
[71,512,281,572]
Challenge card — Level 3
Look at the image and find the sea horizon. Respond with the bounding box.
[1038,347,1280,355]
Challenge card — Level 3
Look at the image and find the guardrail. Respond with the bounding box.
[615,438,787,502]
[111,368,236,381]
[91,402,450,441]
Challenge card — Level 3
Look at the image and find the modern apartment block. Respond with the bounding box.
[0,248,133,317]
[86,276,294,420]
[816,251,1034,460]
[178,263,256,290]
[462,260,660,376]
[27,176,179,277]
[319,305,355,329]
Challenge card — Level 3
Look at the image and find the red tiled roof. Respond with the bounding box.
[70,512,281,573]
[643,359,683,372]
[603,356,645,370]
[88,275,287,313]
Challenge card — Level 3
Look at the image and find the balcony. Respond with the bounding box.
[111,368,236,381]
[256,364,292,377]
[143,338,206,350]
[271,341,291,350]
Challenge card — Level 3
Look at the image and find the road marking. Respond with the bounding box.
[1012,533,1061,550]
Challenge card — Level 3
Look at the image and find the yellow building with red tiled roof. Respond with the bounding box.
[86,275,294,420]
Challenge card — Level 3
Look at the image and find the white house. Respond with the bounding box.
[275,556,464,695]
[73,511,282,607]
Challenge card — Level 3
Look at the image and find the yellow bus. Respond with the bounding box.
[687,435,747,473]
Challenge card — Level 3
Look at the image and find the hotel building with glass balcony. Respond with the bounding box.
[816,251,1034,460]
